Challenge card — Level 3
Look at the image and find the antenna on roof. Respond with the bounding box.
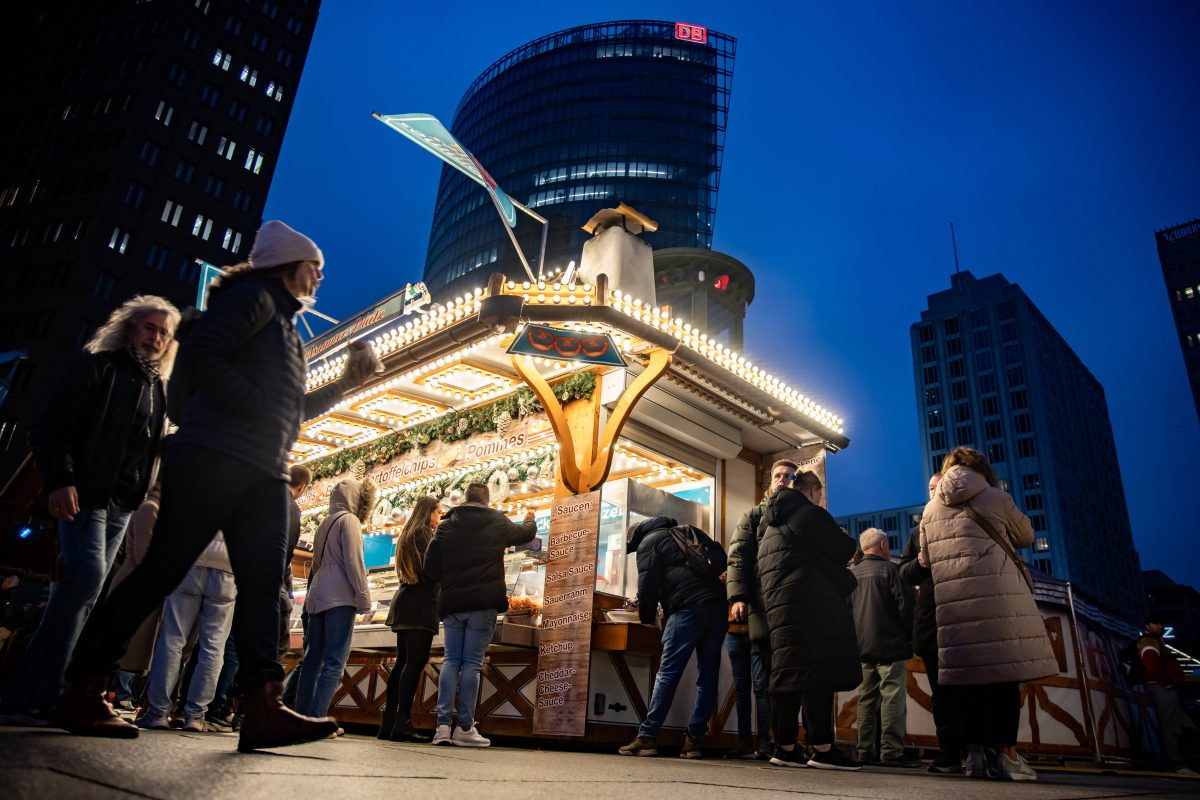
[950,222,961,275]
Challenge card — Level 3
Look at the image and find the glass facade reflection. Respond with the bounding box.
[422,20,736,297]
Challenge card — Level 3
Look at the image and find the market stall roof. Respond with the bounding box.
[293,276,849,466]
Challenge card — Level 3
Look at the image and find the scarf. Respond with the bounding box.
[126,345,162,382]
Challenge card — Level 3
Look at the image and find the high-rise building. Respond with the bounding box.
[835,503,926,555]
[422,20,736,300]
[1156,218,1200,424]
[0,2,321,494]
[911,270,1144,617]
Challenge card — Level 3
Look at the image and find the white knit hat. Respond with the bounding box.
[248,220,324,270]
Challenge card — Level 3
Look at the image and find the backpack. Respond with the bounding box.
[668,524,725,580]
[1117,639,1144,684]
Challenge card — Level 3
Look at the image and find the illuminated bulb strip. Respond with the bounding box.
[606,289,845,435]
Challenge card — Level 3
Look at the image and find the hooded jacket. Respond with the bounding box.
[629,515,726,624]
[919,464,1057,685]
[759,488,861,694]
[726,500,770,640]
[423,502,536,618]
[304,478,372,616]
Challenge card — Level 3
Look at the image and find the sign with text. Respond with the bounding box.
[533,490,601,736]
[674,22,708,44]
[506,324,626,367]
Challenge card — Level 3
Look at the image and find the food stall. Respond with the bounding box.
[285,264,849,745]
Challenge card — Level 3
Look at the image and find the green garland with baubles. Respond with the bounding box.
[305,369,595,482]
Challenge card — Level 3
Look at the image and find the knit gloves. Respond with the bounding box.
[338,340,383,390]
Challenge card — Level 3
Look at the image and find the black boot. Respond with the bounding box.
[390,712,430,743]
[377,710,395,740]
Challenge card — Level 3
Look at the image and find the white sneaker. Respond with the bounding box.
[450,724,490,747]
[996,752,1037,782]
[431,724,453,745]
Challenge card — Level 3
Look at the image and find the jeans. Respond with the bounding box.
[211,630,239,715]
[436,609,497,729]
[145,564,236,720]
[295,605,356,717]
[856,659,909,761]
[67,445,290,692]
[726,632,771,748]
[114,670,137,702]
[640,600,726,740]
[386,629,434,718]
[1,502,131,711]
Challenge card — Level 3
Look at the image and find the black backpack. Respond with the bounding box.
[668,524,725,580]
[1117,639,1144,684]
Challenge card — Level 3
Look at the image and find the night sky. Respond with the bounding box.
[262,2,1200,590]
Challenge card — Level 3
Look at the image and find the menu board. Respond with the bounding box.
[532,490,601,736]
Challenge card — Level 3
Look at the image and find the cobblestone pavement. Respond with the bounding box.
[4,726,1198,800]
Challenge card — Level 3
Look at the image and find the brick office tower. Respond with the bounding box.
[0,2,322,510]
[1156,218,1200,425]
[911,270,1145,618]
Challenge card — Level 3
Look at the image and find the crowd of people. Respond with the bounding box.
[0,220,1191,776]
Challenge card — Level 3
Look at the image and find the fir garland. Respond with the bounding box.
[305,369,595,482]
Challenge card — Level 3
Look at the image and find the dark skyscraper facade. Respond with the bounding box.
[0,2,321,491]
[911,271,1144,617]
[422,20,736,298]
[1156,218,1200,424]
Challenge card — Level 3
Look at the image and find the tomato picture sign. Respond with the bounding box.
[506,324,627,367]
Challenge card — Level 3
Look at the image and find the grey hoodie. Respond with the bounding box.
[304,478,371,615]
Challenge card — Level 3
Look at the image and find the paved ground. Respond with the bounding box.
[4,726,1198,800]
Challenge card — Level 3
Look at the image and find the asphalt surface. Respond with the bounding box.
[4,725,1198,800]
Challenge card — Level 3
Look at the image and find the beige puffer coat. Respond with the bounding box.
[919,465,1057,685]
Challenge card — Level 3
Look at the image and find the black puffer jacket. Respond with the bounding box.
[759,488,860,694]
[423,503,536,618]
[386,525,439,633]
[630,516,726,624]
[726,501,768,639]
[898,525,937,657]
[28,349,166,510]
[170,278,344,480]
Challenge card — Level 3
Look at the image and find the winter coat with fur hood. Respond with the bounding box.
[759,487,861,695]
[919,464,1057,685]
[305,477,374,616]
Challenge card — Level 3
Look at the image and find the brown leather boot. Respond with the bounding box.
[237,680,337,752]
[50,676,139,739]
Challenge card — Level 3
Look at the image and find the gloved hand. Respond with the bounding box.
[339,340,383,389]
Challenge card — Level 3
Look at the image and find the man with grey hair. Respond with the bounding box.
[0,296,178,725]
[849,527,916,767]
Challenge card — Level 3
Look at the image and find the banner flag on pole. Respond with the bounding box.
[375,113,517,228]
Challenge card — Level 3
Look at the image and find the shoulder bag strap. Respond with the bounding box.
[961,503,1034,592]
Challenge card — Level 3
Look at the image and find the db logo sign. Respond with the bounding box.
[674,22,708,44]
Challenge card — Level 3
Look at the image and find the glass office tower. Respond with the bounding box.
[422,20,736,298]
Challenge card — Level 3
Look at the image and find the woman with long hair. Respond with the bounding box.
[919,447,1057,781]
[379,495,442,741]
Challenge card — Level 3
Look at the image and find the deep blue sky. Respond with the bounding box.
[264,2,1200,590]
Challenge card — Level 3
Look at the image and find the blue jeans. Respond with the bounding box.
[0,502,131,711]
[640,601,726,740]
[436,609,497,729]
[726,632,771,748]
[210,630,238,715]
[295,605,356,718]
[146,564,236,720]
[114,670,137,702]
